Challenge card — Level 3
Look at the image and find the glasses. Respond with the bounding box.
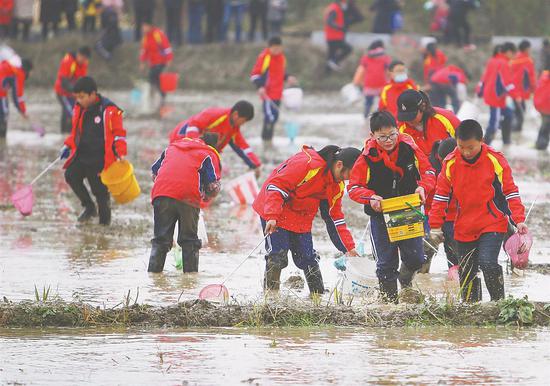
[375,132,398,143]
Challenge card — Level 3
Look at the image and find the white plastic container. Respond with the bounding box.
[282,87,303,110]
[340,83,362,104]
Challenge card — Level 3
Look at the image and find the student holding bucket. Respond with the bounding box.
[347,111,436,302]
[60,77,127,225]
[253,145,361,295]
[148,133,222,273]
[429,120,528,303]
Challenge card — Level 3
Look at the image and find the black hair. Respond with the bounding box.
[437,137,457,159]
[231,100,254,120]
[201,132,220,150]
[73,76,98,94]
[419,90,436,126]
[317,145,361,173]
[492,44,502,56]
[370,110,397,132]
[21,58,33,79]
[456,119,483,141]
[501,41,517,54]
[389,60,404,71]
[368,39,384,50]
[425,42,438,58]
[78,46,92,58]
[518,39,531,52]
[268,36,282,46]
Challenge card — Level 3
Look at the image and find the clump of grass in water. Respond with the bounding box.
[34,285,51,303]
[498,295,535,326]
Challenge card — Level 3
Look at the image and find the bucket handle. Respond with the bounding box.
[405,201,427,221]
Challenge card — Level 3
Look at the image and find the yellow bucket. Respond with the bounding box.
[100,160,141,204]
[381,193,425,242]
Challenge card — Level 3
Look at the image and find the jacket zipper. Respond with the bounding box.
[487,202,498,218]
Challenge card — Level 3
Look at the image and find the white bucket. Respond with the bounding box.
[341,256,374,296]
[456,100,480,121]
[340,83,362,104]
[456,82,467,102]
[225,171,260,205]
[282,88,303,110]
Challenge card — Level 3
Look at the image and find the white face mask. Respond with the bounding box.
[394,73,408,83]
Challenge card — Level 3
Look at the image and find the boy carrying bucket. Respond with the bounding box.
[348,111,436,302]
[148,133,222,273]
[429,120,528,302]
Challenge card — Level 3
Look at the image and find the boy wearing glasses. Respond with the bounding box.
[348,111,436,302]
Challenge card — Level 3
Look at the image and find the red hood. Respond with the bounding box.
[172,137,221,162]
[362,133,419,176]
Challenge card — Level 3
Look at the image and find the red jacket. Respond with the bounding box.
[423,49,447,84]
[429,144,525,242]
[348,134,436,209]
[358,48,391,91]
[139,27,173,67]
[63,96,127,172]
[534,71,550,115]
[378,79,418,119]
[478,53,514,108]
[169,107,260,169]
[0,60,26,115]
[253,146,355,253]
[430,65,468,85]
[324,2,346,41]
[151,138,222,208]
[250,48,286,101]
[54,53,88,97]
[510,52,537,100]
[399,107,459,156]
[0,0,13,25]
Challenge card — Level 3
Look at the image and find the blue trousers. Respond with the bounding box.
[485,107,512,144]
[364,95,375,118]
[456,232,503,275]
[261,218,319,270]
[370,215,425,282]
[222,3,246,42]
[261,99,280,141]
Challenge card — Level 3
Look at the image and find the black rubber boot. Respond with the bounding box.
[0,120,6,138]
[147,245,168,273]
[501,114,512,145]
[398,263,417,288]
[264,251,288,291]
[379,279,398,304]
[483,266,505,301]
[461,276,482,303]
[97,197,111,226]
[304,264,325,295]
[182,241,201,273]
[77,204,97,222]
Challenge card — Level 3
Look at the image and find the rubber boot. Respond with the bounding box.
[264,251,288,291]
[182,243,200,273]
[97,197,111,226]
[501,114,512,145]
[461,276,482,303]
[304,264,325,295]
[483,266,505,301]
[379,279,398,304]
[61,114,72,134]
[398,263,416,288]
[0,120,6,138]
[147,245,168,273]
[77,203,97,222]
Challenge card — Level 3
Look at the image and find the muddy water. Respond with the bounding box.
[1,326,550,384]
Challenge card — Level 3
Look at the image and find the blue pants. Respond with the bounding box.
[261,218,319,270]
[222,3,246,42]
[188,3,204,44]
[442,221,459,267]
[456,232,503,275]
[370,215,425,282]
[57,95,76,133]
[485,107,512,145]
[364,95,375,118]
[261,99,280,141]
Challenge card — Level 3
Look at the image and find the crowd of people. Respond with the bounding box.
[0,0,548,305]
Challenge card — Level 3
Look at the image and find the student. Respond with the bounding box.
[477,42,516,145]
[168,101,261,176]
[54,46,91,133]
[378,60,418,120]
[250,36,296,150]
[148,134,222,273]
[60,76,126,226]
[352,39,392,118]
[428,64,468,113]
[253,145,360,295]
[348,111,436,302]
[324,0,361,71]
[0,58,32,138]
[423,42,447,85]
[139,22,173,107]
[534,64,550,150]
[429,119,528,302]
[510,40,537,132]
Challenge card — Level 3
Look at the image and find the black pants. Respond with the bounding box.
[134,5,154,41]
[11,19,32,40]
[82,15,97,34]
[327,40,352,65]
[57,94,75,133]
[429,83,460,113]
[448,15,470,46]
[64,159,109,209]
[149,64,166,97]
[536,114,550,150]
[249,0,267,41]
[165,1,184,46]
[513,100,526,132]
[151,196,201,252]
[41,21,59,40]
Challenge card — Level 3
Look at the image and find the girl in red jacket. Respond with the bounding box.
[352,40,391,118]
[429,120,528,302]
[253,145,361,295]
[423,42,447,85]
[510,40,536,133]
[148,134,222,273]
[534,66,550,150]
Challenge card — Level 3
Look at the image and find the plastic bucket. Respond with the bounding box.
[457,100,479,121]
[100,160,135,196]
[159,72,179,93]
[11,185,33,216]
[284,121,300,142]
[381,193,425,242]
[340,83,362,104]
[282,87,303,110]
[225,171,259,205]
[112,174,141,204]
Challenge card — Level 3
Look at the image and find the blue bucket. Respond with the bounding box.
[284,121,300,143]
[130,88,142,105]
